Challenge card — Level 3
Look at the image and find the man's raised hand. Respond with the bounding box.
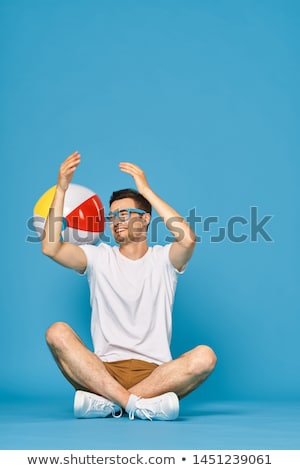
[58,151,81,192]
[119,162,150,195]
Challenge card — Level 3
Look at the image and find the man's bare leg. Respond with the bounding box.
[46,323,216,408]
[129,346,217,399]
[45,322,130,408]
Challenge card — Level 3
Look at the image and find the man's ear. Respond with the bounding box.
[143,212,151,227]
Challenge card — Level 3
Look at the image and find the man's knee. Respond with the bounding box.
[188,345,217,376]
[45,321,72,349]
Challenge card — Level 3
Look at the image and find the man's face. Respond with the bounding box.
[108,198,150,244]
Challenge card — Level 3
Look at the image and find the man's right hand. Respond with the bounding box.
[58,151,81,192]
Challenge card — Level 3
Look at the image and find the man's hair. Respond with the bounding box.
[109,188,152,215]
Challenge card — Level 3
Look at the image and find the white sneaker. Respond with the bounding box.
[74,390,123,419]
[128,392,179,421]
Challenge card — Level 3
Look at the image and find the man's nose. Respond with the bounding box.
[113,218,122,228]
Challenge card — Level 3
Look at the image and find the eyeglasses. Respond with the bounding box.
[105,208,147,223]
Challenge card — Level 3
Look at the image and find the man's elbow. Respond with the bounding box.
[177,236,196,254]
[41,245,54,258]
[183,229,197,248]
[189,229,197,245]
[41,242,61,259]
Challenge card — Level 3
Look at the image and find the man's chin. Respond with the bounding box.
[114,232,127,243]
[113,229,147,244]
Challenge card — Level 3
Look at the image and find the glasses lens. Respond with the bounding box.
[118,209,130,221]
[105,210,130,222]
[106,209,137,222]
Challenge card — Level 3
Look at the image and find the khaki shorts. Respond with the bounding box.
[103,359,159,389]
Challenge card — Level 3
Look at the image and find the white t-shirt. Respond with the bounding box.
[80,243,183,365]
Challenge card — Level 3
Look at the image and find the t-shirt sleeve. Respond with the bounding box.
[77,244,99,276]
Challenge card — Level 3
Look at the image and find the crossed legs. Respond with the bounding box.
[46,322,217,409]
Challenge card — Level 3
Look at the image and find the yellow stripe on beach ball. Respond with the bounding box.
[34,185,57,218]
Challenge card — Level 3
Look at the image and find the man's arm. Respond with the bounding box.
[119,162,196,272]
[42,151,87,272]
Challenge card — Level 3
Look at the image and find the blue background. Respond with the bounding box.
[1,0,299,409]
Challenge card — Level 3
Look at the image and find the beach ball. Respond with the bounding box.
[33,183,105,245]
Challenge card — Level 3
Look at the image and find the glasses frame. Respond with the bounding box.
[105,208,147,223]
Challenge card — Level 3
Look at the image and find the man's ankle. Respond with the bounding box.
[125,393,139,415]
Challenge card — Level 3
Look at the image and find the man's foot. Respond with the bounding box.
[74,390,123,418]
[128,392,179,421]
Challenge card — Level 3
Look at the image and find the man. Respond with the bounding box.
[43,151,217,421]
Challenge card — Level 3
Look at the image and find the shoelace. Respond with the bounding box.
[129,407,168,421]
[89,400,123,418]
[136,409,153,420]
[128,409,135,420]
[128,409,141,420]
[111,406,123,418]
